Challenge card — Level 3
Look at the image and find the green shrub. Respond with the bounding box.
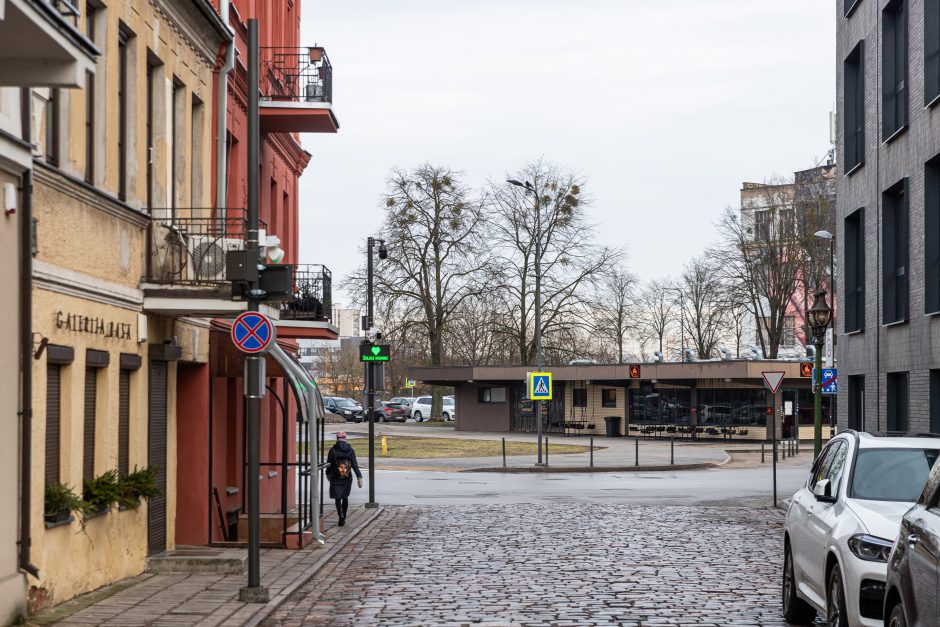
[44,483,85,520]
[82,469,121,515]
[117,465,161,508]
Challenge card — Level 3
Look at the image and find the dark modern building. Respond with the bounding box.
[408,361,830,442]
[837,0,940,433]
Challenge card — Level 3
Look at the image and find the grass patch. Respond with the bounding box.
[319,436,592,459]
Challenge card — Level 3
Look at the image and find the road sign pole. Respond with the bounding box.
[238,18,267,604]
[814,336,824,458]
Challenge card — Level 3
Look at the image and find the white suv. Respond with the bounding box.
[783,431,940,626]
[409,396,456,421]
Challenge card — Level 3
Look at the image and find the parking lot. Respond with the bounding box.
[264,503,809,626]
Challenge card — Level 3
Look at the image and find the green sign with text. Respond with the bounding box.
[359,343,391,362]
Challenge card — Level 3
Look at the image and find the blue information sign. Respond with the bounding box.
[815,368,838,395]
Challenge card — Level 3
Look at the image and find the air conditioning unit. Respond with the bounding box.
[185,235,244,282]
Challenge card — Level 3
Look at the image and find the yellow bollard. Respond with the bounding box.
[381,434,388,456]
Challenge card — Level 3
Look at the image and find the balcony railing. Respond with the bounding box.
[280,265,332,322]
[146,208,265,287]
[261,46,332,104]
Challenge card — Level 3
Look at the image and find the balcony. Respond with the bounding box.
[0,0,98,87]
[259,46,339,134]
[276,264,337,340]
[142,208,275,318]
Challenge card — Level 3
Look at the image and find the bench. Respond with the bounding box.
[563,420,593,435]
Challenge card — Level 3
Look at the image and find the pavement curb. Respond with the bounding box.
[243,506,385,627]
[461,462,722,474]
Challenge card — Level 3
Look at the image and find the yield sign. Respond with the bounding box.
[762,371,786,394]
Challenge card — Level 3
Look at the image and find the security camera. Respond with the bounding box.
[378,240,388,260]
[366,328,383,343]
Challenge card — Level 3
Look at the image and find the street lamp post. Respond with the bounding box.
[364,236,386,508]
[814,230,836,362]
[507,179,544,465]
[808,290,833,458]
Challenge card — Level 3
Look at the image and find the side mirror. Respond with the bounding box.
[813,479,834,502]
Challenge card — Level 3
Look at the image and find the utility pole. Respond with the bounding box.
[365,237,377,507]
[239,18,268,604]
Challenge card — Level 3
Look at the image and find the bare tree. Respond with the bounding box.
[351,164,490,417]
[675,256,729,359]
[591,266,638,364]
[713,178,804,358]
[446,293,515,366]
[634,278,675,357]
[488,160,619,364]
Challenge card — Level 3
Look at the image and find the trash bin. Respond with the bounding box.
[604,416,621,437]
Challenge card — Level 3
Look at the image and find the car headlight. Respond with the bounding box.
[848,534,894,562]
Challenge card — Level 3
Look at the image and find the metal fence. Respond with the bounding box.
[261,46,333,104]
[279,264,332,322]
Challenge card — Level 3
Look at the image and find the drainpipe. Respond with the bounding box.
[215,0,235,213]
[269,344,325,545]
[19,87,39,579]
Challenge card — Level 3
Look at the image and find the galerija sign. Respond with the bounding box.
[55,311,133,340]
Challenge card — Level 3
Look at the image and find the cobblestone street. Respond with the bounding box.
[265,504,805,626]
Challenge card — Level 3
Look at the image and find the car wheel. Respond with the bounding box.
[887,601,908,627]
[379,415,386,423]
[782,543,816,624]
[826,563,849,627]
[442,412,450,421]
[413,411,422,421]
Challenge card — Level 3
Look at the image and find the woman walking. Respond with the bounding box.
[326,432,362,526]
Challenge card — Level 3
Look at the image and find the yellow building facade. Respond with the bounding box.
[27,0,228,609]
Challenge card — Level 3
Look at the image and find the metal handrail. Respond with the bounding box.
[260,46,333,104]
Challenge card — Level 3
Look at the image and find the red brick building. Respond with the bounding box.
[174,0,338,549]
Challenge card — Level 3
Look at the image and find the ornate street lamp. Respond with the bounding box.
[808,290,832,457]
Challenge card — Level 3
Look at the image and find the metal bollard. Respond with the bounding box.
[545,438,549,466]
[782,441,787,460]
[635,437,639,467]
[671,437,675,465]
[590,436,594,468]
[502,437,506,469]
[761,441,765,464]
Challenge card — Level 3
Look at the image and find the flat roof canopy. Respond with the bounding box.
[408,361,808,386]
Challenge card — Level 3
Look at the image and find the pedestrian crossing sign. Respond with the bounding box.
[528,372,553,401]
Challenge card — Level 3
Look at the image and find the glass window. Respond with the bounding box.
[883,179,910,324]
[844,207,866,331]
[844,41,865,172]
[827,442,850,494]
[883,0,909,138]
[851,448,940,501]
[479,388,506,404]
[928,0,940,104]
[887,372,910,431]
[811,442,839,488]
[573,388,587,408]
[602,388,617,408]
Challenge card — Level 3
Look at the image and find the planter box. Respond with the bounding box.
[44,509,73,529]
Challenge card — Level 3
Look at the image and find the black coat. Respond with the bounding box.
[327,441,362,499]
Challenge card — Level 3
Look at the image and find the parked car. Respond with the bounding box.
[884,453,940,626]
[442,396,456,421]
[375,401,408,423]
[410,396,433,421]
[322,397,364,422]
[783,431,940,626]
[390,396,418,416]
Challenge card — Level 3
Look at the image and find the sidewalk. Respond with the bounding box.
[30,507,383,627]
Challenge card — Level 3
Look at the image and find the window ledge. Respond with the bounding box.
[927,310,940,317]
[44,514,74,529]
[926,93,940,109]
[883,125,908,145]
[845,328,865,336]
[882,318,909,328]
[845,161,864,177]
[844,0,861,18]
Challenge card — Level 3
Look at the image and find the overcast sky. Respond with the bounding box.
[298,1,836,309]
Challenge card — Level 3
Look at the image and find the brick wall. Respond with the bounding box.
[837,0,940,433]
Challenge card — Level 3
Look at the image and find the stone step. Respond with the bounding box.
[146,546,246,575]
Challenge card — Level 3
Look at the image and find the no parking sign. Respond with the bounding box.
[231,311,276,354]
